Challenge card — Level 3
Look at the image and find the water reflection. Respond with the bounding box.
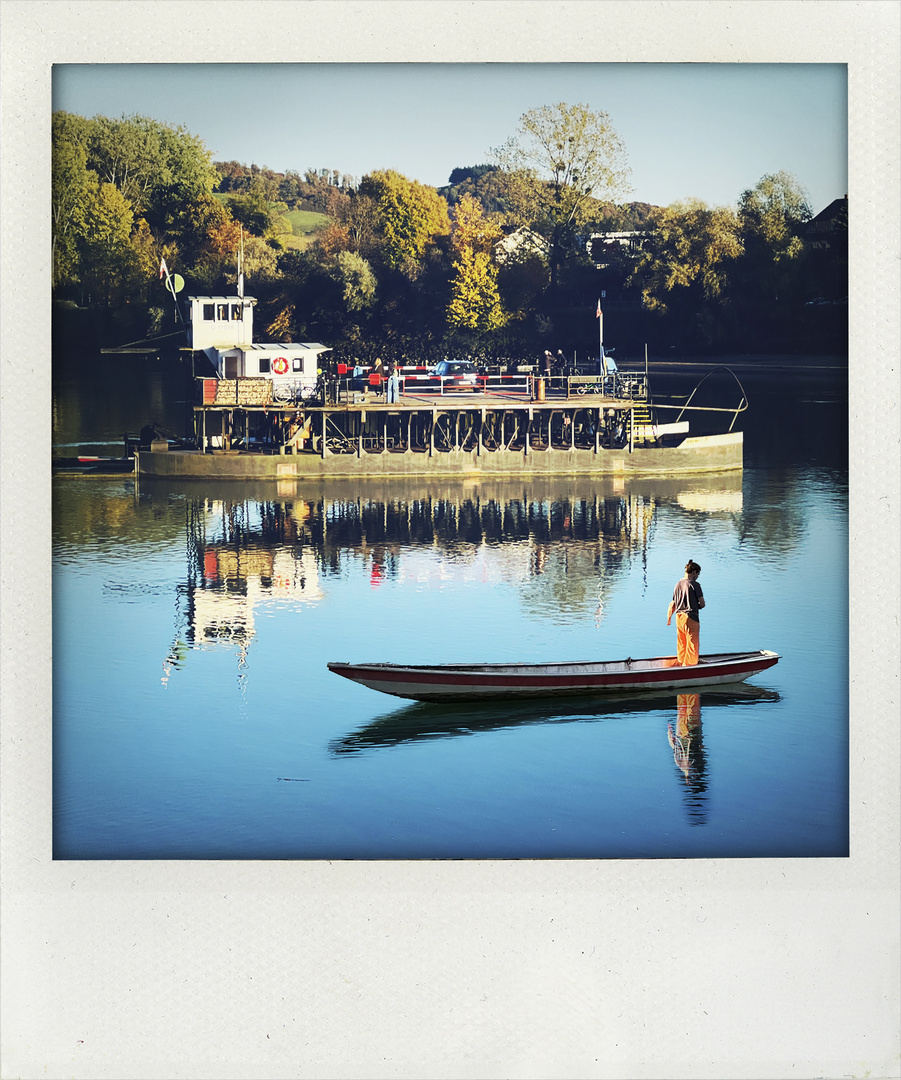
[332,684,779,827]
[154,474,745,679]
[668,694,708,825]
[162,498,322,683]
[331,684,779,748]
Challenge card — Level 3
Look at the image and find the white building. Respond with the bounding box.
[494,227,551,265]
[187,295,330,394]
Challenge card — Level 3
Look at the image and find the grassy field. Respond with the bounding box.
[282,209,330,250]
[211,196,330,250]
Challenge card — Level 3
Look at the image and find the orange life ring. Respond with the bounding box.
[272,356,289,375]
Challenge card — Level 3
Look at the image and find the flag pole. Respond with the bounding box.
[597,298,606,377]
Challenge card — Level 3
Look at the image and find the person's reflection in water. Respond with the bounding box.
[667,693,709,825]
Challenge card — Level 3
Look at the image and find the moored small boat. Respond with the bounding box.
[327,650,780,703]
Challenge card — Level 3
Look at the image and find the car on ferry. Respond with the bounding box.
[430,359,480,392]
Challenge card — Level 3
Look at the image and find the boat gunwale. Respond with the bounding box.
[328,650,780,681]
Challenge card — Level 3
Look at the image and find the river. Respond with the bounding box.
[52,357,848,859]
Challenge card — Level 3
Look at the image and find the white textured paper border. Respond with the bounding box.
[2,3,899,1078]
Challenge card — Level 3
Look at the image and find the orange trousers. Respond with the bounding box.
[675,612,700,666]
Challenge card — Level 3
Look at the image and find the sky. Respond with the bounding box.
[54,62,847,215]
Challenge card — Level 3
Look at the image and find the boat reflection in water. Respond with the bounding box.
[331,682,778,750]
[331,683,778,827]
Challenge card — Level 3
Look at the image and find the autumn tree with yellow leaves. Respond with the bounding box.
[446,195,508,333]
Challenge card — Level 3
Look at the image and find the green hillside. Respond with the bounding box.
[283,209,330,250]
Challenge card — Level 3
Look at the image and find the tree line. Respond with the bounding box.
[52,104,846,360]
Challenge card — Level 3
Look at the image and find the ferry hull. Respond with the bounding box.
[136,432,742,481]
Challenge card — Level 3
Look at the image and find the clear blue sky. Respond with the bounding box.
[53,62,846,215]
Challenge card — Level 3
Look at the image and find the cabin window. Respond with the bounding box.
[292,357,303,372]
[259,358,271,374]
[203,304,215,321]
[217,304,229,321]
[231,304,243,321]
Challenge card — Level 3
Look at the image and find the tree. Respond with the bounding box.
[447,248,507,334]
[738,171,811,256]
[331,250,377,312]
[629,199,742,347]
[128,217,165,299]
[222,192,273,237]
[87,114,218,222]
[440,165,539,227]
[734,172,814,348]
[358,169,451,274]
[165,191,230,267]
[494,103,631,289]
[446,195,507,333]
[331,192,380,257]
[78,180,137,304]
[52,111,95,288]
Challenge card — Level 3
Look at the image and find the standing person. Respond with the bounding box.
[372,356,385,397]
[352,359,365,392]
[667,560,705,665]
[386,362,400,403]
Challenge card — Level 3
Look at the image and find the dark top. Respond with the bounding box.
[672,577,704,622]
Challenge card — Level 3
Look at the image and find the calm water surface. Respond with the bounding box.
[52,363,848,859]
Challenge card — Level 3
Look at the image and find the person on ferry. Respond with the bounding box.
[371,356,385,398]
[352,360,365,392]
[386,362,400,403]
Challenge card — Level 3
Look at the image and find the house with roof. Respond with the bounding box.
[494,227,551,265]
[804,196,848,251]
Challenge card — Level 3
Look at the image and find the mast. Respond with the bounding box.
[237,225,245,299]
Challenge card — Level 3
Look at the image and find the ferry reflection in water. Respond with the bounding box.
[162,498,323,685]
[158,472,744,683]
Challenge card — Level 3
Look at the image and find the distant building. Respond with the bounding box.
[804,195,848,251]
[587,231,650,268]
[494,227,551,265]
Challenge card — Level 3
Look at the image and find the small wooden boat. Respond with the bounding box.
[327,650,780,704]
[52,455,135,474]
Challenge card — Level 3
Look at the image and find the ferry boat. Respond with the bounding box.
[133,293,747,481]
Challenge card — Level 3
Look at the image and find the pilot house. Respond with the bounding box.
[187,294,330,394]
